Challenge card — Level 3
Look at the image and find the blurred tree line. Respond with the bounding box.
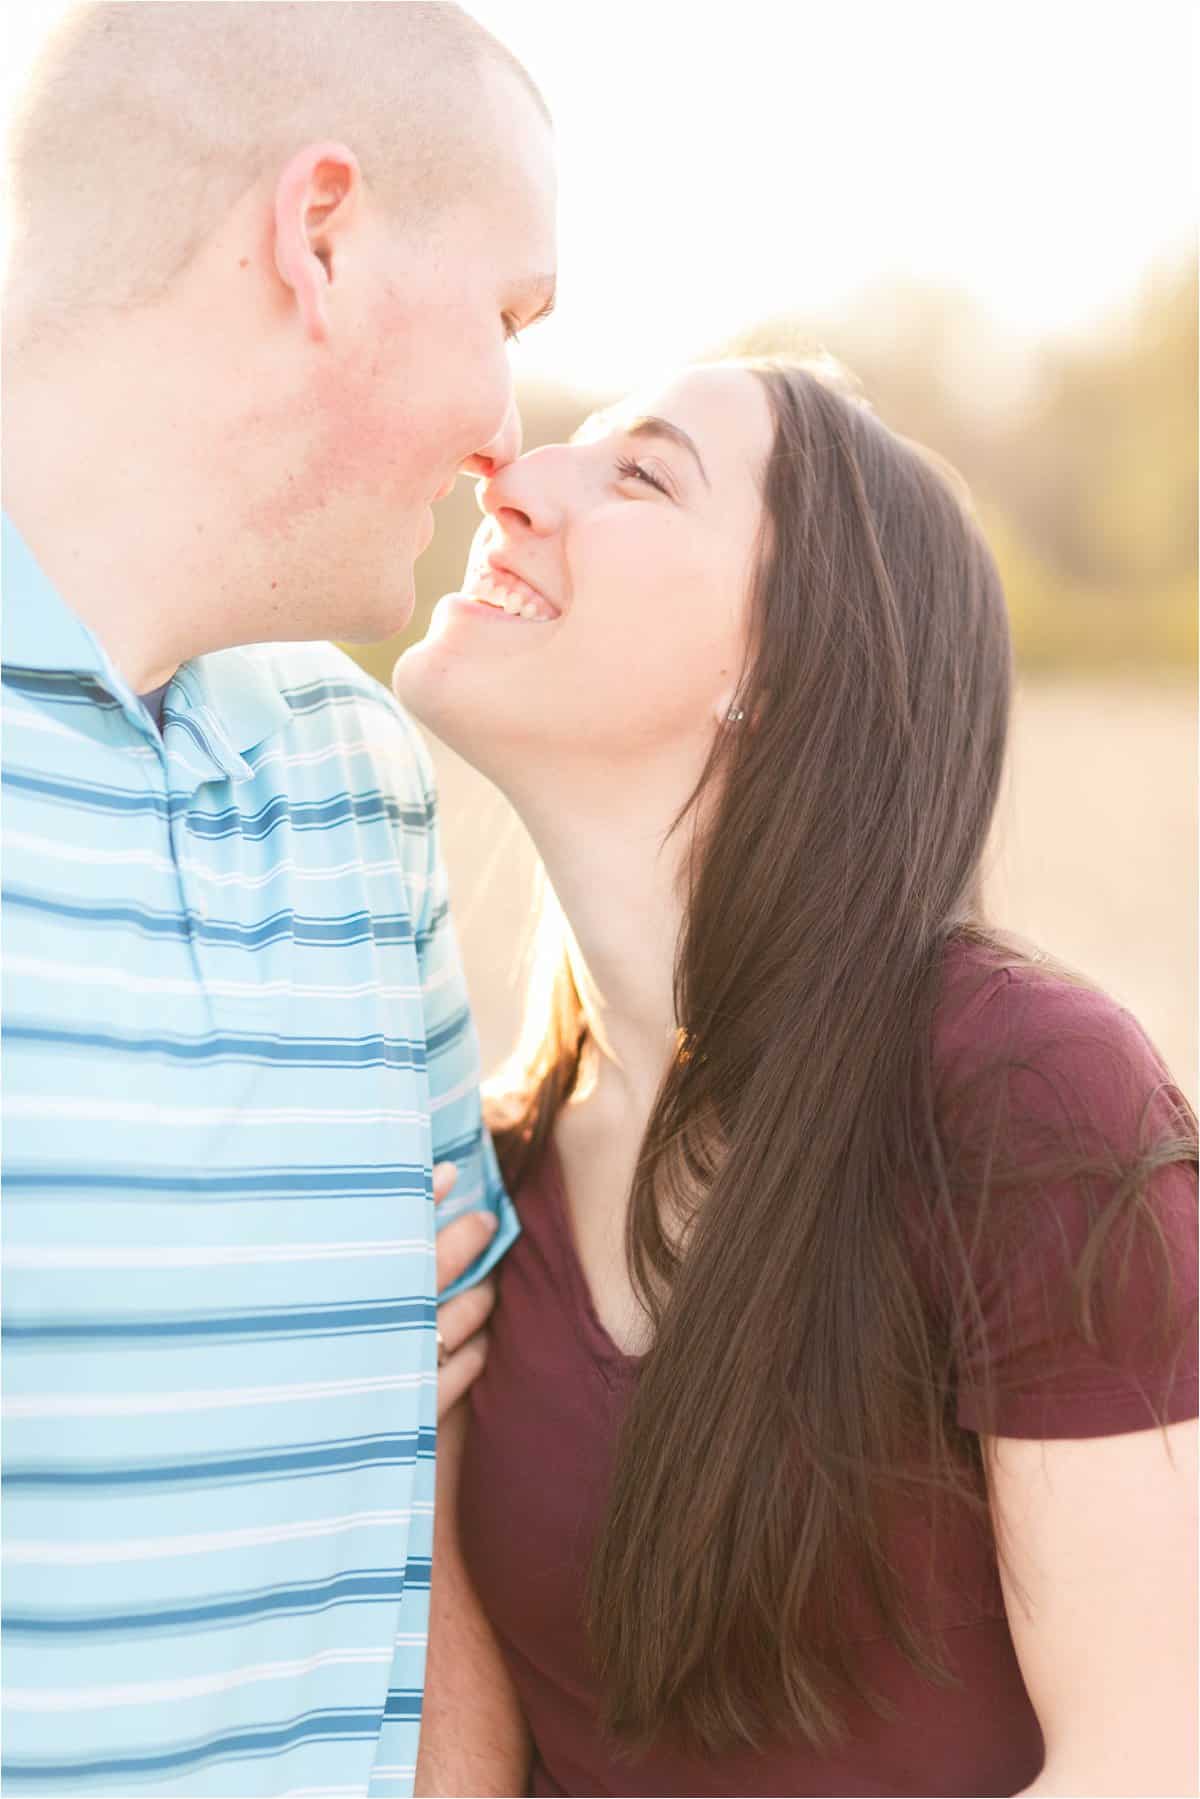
[348,257,1196,688]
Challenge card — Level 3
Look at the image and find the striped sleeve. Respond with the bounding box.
[393,705,518,1300]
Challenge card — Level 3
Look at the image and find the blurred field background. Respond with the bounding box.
[4,0,1194,1099]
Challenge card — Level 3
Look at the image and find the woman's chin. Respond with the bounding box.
[388,634,461,744]
[391,592,553,756]
[390,633,508,778]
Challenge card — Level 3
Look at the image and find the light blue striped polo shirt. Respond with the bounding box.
[1,514,518,1796]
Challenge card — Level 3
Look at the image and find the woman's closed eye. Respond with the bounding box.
[614,454,673,498]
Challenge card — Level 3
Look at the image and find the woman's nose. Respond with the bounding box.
[475,444,565,536]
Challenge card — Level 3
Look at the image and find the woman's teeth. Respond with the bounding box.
[464,568,558,622]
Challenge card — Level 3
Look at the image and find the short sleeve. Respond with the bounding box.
[393,702,519,1300]
[347,673,519,1301]
[947,964,1198,1440]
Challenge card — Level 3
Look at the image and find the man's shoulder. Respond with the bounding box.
[242,639,405,724]
[240,640,434,795]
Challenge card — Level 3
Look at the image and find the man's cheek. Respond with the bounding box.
[420,339,514,467]
[306,360,419,494]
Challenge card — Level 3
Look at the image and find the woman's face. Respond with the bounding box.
[393,364,773,785]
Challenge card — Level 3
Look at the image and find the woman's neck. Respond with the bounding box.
[503,751,696,1123]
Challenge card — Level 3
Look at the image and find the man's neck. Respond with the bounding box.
[2,323,242,691]
[6,379,179,689]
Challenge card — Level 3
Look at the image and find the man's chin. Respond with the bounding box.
[336,581,417,649]
[416,500,438,558]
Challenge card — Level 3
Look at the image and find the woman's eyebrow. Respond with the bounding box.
[624,416,711,490]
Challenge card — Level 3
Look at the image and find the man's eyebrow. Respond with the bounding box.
[624,415,711,490]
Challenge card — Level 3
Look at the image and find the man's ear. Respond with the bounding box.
[272,141,362,343]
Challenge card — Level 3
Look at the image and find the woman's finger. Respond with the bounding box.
[432,1161,458,1204]
[437,1328,489,1420]
[436,1209,498,1296]
[437,1278,496,1359]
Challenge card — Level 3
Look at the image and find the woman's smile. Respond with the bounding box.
[455,560,561,622]
[394,365,768,783]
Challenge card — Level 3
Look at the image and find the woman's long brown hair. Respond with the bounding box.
[487,359,1197,1754]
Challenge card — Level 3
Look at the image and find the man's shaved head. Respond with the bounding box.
[3,0,556,676]
[6,0,550,336]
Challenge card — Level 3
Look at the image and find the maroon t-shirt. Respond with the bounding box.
[459,942,1198,1796]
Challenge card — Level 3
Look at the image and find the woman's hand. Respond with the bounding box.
[434,1160,499,1420]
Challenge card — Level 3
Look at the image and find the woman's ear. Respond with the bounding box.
[272,141,362,343]
[714,685,767,727]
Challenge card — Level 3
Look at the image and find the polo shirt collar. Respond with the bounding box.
[173,648,292,766]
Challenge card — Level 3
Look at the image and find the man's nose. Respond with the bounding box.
[459,395,523,481]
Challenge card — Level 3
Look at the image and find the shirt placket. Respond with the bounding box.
[161,703,248,1025]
